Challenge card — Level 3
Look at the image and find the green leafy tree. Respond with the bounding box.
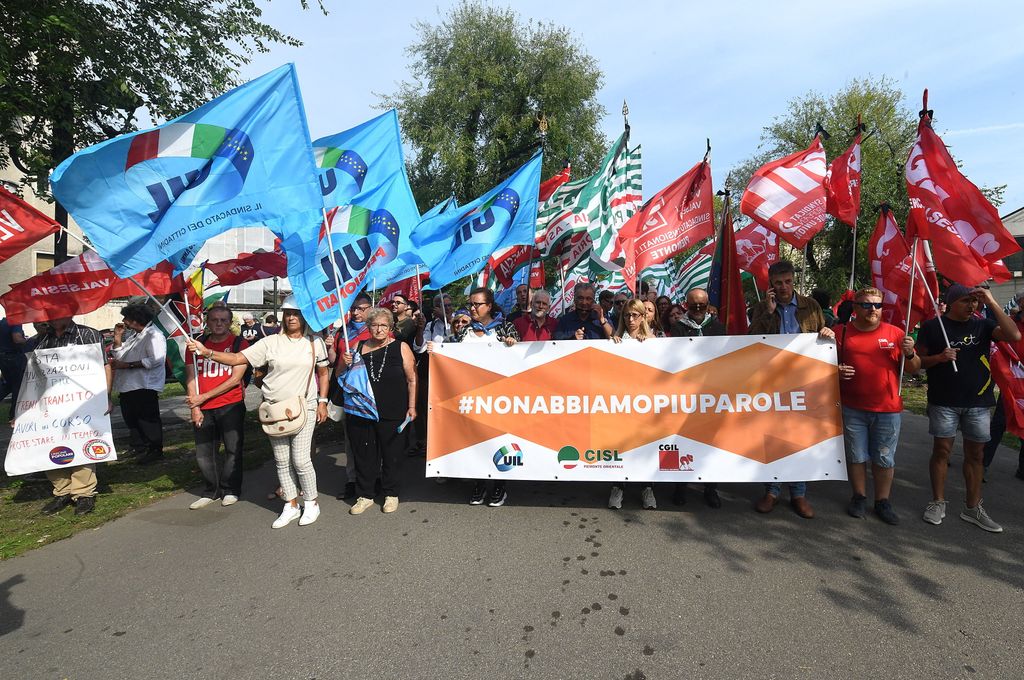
[729,77,1006,298]
[1,0,321,259]
[379,0,608,211]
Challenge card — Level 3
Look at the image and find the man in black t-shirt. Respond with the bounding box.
[917,284,1020,533]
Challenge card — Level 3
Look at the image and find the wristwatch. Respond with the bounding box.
[317,397,329,404]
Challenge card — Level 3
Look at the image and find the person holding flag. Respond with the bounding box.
[328,292,373,500]
[834,287,920,525]
[917,285,1020,532]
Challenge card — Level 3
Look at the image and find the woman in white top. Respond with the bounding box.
[110,302,167,465]
[188,296,330,529]
[608,299,658,510]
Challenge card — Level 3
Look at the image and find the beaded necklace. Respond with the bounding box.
[365,339,392,382]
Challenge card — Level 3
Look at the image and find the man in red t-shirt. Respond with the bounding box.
[184,304,249,508]
[513,290,558,341]
[834,287,920,524]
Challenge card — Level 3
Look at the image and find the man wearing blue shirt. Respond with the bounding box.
[554,283,613,340]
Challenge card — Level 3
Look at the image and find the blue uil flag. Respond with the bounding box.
[411,152,542,289]
[49,64,323,277]
[312,110,407,211]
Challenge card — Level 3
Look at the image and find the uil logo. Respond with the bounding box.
[314,147,368,201]
[493,443,524,472]
[452,189,521,249]
[318,205,401,291]
[124,123,254,223]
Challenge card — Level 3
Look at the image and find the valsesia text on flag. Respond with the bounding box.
[205,250,287,286]
[617,158,714,290]
[905,108,1020,286]
[825,133,862,227]
[740,136,828,249]
[411,151,542,289]
[868,208,937,331]
[0,250,182,324]
[536,133,632,256]
[50,64,323,277]
[283,110,420,331]
[0,187,61,265]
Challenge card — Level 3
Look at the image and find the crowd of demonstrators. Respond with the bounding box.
[428,287,519,507]
[984,291,1024,481]
[188,296,331,529]
[917,284,1020,533]
[555,283,614,340]
[835,287,920,524]
[342,307,418,515]
[749,261,835,519]
[609,299,659,509]
[184,304,248,509]
[0,315,27,422]
[110,302,166,465]
[34,317,111,516]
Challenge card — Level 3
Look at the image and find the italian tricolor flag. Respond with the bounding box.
[126,123,229,170]
[155,302,189,387]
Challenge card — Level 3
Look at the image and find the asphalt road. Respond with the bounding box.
[1,409,1022,680]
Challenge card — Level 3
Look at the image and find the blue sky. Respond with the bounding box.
[241,0,1024,214]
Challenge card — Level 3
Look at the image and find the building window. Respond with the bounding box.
[34,252,54,274]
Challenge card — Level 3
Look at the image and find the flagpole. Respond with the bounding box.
[322,207,351,356]
[848,219,858,292]
[898,235,921,394]
[912,240,958,373]
[371,277,376,306]
[180,272,202,400]
[802,244,809,295]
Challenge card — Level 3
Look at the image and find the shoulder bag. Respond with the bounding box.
[258,338,315,438]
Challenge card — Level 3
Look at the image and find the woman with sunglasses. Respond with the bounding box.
[446,309,472,341]
[429,287,519,507]
[608,299,659,510]
[342,307,418,515]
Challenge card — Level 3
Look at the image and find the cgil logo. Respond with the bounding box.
[658,444,695,471]
[557,445,622,469]
[493,443,524,472]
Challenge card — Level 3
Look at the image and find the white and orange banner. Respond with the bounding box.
[427,334,845,482]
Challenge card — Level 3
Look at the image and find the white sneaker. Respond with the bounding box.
[298,500,320,526]
[641,486,657,510]
[189,497,215,510]
[272,503,302,529]
[960,501,1003,533]
[221,495,238,507]
[923,500,947,525]
[349,497,375,515]
[608,486,623,510]
[382,496,399,513]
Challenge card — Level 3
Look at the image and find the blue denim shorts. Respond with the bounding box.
[927,405,991,443]
[843,406,901,468]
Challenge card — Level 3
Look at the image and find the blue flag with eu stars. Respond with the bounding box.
[410,152,542,289]
[280,110,420,331]
[49,64,323,277]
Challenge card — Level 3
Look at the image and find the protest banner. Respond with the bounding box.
[5,345,118,475]
[427,334,845,482]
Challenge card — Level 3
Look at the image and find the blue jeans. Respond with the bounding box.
[765,482,806,498]
[843,406,901,468]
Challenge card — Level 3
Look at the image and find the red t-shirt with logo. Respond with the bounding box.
[835,322,905,412]
[185,335,249,410]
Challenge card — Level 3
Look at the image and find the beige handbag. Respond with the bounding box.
[258,339,315,437]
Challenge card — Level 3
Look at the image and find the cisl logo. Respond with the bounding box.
[557,445,622,470]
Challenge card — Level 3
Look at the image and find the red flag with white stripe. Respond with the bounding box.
[699,223,779,291]
[868,209,936,331]
[740,136,828,249]
[825,133,862,227]
[0,186,61,265]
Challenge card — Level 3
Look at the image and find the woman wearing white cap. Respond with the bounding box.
[187,296,331,528]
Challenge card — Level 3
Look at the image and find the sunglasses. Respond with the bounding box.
[688,303,708,311]
[856,302,883,310]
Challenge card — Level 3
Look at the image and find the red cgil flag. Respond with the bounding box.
[0,250,182,324]
[617,158,715,292]
[706,202,748,335]
[989,342,1024,439]
[741,136,828,249]
[0,186,62,265]
[700,222,779,291]
[825,132,862,227]
[379,271,429,308]
[206,250,288,286]
[539,164,571,202]
[868,209,937,331]
[905,95,1020,286]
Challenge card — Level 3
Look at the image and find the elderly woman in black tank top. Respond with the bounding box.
[342,307,417,515]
